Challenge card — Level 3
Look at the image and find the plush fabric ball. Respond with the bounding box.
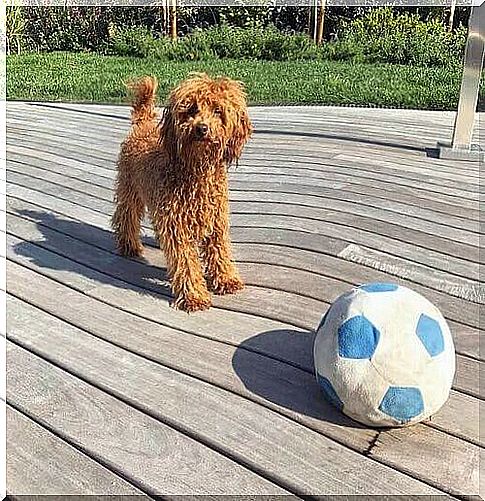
[314,283,456,427]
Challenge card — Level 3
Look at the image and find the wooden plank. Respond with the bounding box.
[6,227,481,404]
[12,195,478,327]
[7,405,148,496]
[6,208,482,355]
[8,129,116,162]
[8,143,479,212]
[7,160,479,234]
[8,160,112,200]
[243,142,480,172]
[7,263,481,449]
[7,124,479,187]
[12,101,482,146]
[7,144,114,178]
[7,190,479,287]
[232,170,479,211]
[7,168,481,263]
[6,262,374,449]
[9,109,478,182]
[8,147,481,217]
[10,268,473,494]
[5,196,480,361]
[235,164,478,201]
[4,296,456,496]
[6,233,314,350]
[232,212,482,265]
[7,342,288,496]
[371,425,479,498]
[333,153,479,184]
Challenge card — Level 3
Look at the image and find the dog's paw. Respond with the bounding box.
[117,241,144,258]
[211,275,245,295]
[174,293,212,313]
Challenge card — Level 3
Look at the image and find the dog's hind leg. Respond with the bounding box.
[112,179,145,258]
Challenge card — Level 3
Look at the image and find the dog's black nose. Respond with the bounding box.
[196,123,208,137]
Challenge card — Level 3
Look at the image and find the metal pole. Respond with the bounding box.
[438,3,484,160]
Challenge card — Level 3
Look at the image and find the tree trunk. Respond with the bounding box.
[307,5,313,39]
[316,0,326,45]
[448,0,456,31]
[170,0,177,40]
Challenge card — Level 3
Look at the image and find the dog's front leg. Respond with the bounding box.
[161,230,212,312]
[203,206,244,296]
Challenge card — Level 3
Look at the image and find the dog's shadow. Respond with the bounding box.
[11,209,173,299]
[13,209,365,428]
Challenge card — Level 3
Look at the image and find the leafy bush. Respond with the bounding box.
[16,6,468,67]
[168,33,215,61]
[19,6,165,52]
[107,26,163,58]
[106,24,322,62]
[329,8,466,67]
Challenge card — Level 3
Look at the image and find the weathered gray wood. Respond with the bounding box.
[7,101,482,498]
[8,296,451,497]
[7,342,288,496]
[6,229,481,404]
[6,261,373,448]
[371,425,479,498]
[7,189,479,288]
[8,151,481,220]
[11,166,477,246]
[7,144,114,178]
[7,125,479,190]
[232,212,482,265]
[8,160,479,235]
[6,209,482,354]
[7,405,148,496]
[7,168,481,264]
[7,263,481,450]
[6,234,311,348]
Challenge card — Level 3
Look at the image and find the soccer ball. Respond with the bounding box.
[314,283,456,427]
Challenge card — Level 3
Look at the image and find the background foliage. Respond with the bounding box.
[9,5,470,61]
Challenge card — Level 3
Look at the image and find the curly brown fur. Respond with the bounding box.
[112,74,253,312]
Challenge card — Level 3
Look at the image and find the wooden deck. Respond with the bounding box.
[5,101,483,498]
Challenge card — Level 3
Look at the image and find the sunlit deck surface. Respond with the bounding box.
[5,101,482,497]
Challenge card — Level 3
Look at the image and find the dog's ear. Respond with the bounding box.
[159,105,178,162]
[225,108,253,166]
[222,79,253,166]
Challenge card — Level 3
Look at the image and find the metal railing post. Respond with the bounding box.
[438,2,484,161]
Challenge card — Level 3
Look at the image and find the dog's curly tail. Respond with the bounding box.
[127,76,158,124]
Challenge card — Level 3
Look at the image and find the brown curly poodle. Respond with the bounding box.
[112,74,253,312]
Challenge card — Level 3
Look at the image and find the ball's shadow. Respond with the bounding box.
[231,329,367,429]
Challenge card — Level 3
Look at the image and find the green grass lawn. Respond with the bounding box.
[7,51,484,110]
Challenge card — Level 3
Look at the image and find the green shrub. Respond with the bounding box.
[107,24,322,62]
[107,26,162,58]
[329,8,466,67]
[168,29,216,61]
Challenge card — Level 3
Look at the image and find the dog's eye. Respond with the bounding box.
[214,108,223,117]
[187,104,198,117]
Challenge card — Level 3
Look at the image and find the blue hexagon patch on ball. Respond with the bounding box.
[416,314,445,357]
[379,386,424,423]
[359,283,399,293]
[317,374,344,411]
[338,315,380,359]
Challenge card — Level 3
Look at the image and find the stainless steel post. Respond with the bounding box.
[438,2,484,161]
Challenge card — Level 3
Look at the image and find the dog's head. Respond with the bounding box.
[160,73,252,167]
